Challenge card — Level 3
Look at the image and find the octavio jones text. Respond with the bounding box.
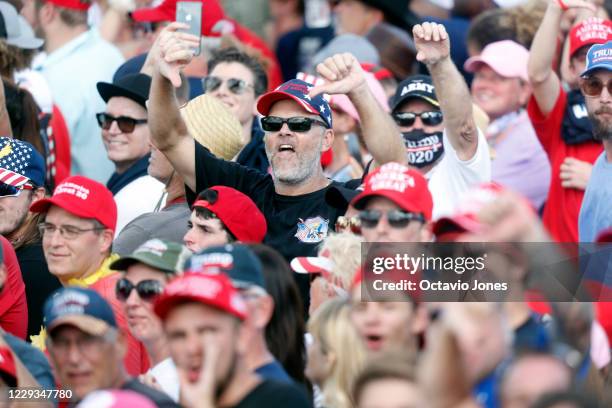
[369,254,509,292]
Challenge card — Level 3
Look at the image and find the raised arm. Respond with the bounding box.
[148,23,200,191]
[310,53,406,165]
[415,23,477,161]
[528,0,596,115]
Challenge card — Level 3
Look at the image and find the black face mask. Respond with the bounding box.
[402,130,444,168]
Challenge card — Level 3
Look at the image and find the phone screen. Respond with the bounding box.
[176,1,202,56]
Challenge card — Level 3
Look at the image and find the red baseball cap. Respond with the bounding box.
[44,0,90,10]
[154,272,248,320]
[192,186,266,243]
[131,0,225,37]
[569,18,612,58]
[291,249,334,278]
[30,175,117,232]
[432,183,507,239]
[351,162,433,221]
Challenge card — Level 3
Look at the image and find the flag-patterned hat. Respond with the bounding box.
[0,137,45,188]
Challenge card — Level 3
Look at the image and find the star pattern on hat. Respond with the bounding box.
[0,140,34,177]
[319,102,332,126]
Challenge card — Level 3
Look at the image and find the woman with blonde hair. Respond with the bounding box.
[306,298,367,408]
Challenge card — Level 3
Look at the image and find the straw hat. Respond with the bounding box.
[180,94,244,160]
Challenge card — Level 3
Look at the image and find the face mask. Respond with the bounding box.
[402,130,444,168]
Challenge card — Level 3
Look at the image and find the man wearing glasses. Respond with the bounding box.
[149,23,404,311]
[43,286,178,406]
[110,239,189,402]
[96,73,164,236]
[0,137,61,339]
[528,10,612,243]
[29,175,148,376]
[204,48,271,174]
[390,22,490,220]
[348,162,432,355]
[579,40,612,242]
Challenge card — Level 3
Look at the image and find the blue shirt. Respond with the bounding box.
[255,360,293,384]
[579,152,612,242]
[36,29,124,183]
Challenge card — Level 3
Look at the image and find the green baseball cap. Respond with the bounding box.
[110,239,186,274]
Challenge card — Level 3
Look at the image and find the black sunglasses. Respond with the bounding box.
[202,76,254,95]
[359,209,426,229]
[116,278,163,302]
[261,116,328,132]
[392,111,443,127]
[580,76,612,97]
[96,113,148,133]
[0,183,34,198]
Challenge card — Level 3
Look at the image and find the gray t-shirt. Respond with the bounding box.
[113,202,190,256]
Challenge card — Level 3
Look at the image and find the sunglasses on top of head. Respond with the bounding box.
[202,76,254,95]
[261,116,329,132]
[392,111,443,127]
[115,278,163,302]
[580,76,612,97]
[96,113,147,133]
[0,183,34,198]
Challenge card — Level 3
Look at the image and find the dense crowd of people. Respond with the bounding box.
[0,0,612,406]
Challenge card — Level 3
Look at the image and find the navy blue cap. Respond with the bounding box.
[391,74,439,112]
[256,79,332,129]
[184,244,265,289]
[582,41,612,77]
[43,287,117,336]
[0,137,45,187]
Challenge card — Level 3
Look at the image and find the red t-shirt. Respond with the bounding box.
[527,88,603,242]
[89,273,150,376]
[0,237,28,339]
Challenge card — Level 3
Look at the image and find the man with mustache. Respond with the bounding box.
[148,23,405,311]
[578,40,612,242]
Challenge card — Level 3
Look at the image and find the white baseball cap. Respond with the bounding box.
[0,1,44,50]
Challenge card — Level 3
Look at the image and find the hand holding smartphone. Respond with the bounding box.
[176,1,202,56]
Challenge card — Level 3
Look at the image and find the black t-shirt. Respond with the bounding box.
[15,241,62,339]
[188,143,352,310]
[121,378,180,408]
[232,379,311,408]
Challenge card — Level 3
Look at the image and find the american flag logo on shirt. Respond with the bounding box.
[0,139,34,187]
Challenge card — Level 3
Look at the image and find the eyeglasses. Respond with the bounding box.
[392,111,443,127]
[358,209,426,229]
[261,116,328,132]
[335,215,361,235]
[38,223,105,240]
[116,278,163,302]
[202,76,254,95]
[0,183,34,198]
[96,113,148,133]
[580,76,612,97]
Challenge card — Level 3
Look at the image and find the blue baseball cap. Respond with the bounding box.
[582,41,612,77]
[43,287,117,336]
[183,244,265,289]
[0,137,45,188]
[256,79,332,129]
